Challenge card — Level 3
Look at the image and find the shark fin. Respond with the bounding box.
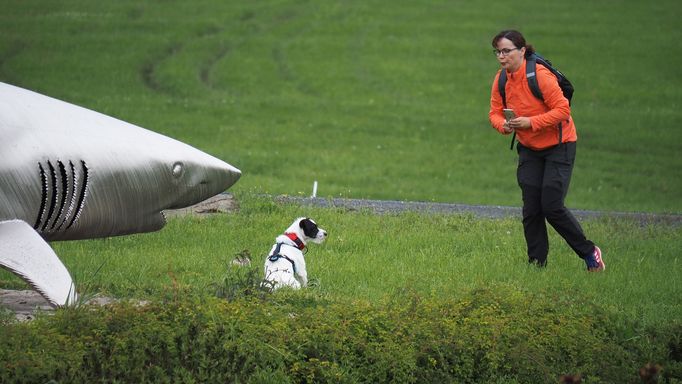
[0,220,78,307]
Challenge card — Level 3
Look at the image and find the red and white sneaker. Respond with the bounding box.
[585,246,605,272]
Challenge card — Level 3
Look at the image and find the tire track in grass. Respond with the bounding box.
[269,6,322,98]
[140,20,240,96]
[140,42,182,94]
[139,18,231,95]
[265,2,356,98]
[150,3,311,95]
[138,2,347,98]
[199,44,230,89]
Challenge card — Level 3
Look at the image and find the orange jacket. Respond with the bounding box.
[489,59,576,150]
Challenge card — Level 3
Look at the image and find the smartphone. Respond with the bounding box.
[503,108,516,122]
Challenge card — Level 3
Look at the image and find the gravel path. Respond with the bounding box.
[275,195,682,227]
[167,193,681,226]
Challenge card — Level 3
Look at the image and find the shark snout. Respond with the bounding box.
[204,160,242,194]
[167,156,241,209]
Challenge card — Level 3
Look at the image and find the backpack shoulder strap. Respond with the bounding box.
[497,69,515,150]
[525,54,544,101]
[497,70,507,108]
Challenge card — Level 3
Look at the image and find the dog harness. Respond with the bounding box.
[267,233,304,274]
[268,243,296,275]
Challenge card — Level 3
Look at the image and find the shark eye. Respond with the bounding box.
[172,162,184,178]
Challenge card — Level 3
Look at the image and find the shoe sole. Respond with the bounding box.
[588,246,605,272]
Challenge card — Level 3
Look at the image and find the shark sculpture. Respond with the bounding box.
[0,82,241,307]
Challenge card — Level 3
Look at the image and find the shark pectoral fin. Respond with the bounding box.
[0,220,78,307]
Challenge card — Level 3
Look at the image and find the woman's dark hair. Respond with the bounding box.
[492,30,535,57]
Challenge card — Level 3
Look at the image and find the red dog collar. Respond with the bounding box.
[285,232,305,250]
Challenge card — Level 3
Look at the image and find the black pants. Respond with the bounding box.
[516,142,594,265]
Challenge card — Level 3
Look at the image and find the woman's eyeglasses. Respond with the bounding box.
[493,48,519,57]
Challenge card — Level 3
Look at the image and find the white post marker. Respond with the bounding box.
[312,181,318,198]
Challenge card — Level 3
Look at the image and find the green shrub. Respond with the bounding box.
[1,284,678,383]
[212,250,272,301]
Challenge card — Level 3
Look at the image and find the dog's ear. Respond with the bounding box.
[299,218,316,228]
[299,218,319,238]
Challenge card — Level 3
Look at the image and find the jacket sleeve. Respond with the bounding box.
[528,66,571,131]
[488,71,510,135]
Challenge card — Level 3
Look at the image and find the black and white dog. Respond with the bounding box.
[263,217,327,290]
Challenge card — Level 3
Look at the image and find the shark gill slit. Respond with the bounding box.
[40,161,59,231]
[47,160,69,231]
[66,160,88,230]
[54,160,77,231]
[33,163,48,229]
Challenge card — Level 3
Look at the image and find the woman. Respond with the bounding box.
[488,30,604,271]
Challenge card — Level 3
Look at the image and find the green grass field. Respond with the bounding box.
[2,196,681,381]
[46,195,679,329]
[1,1,681,381]
[1,0,680,213]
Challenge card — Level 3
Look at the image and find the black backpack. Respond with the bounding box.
[498,53,574,149]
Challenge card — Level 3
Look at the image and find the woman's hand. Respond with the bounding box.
[503,121,514,133]
[508,117,531,130]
